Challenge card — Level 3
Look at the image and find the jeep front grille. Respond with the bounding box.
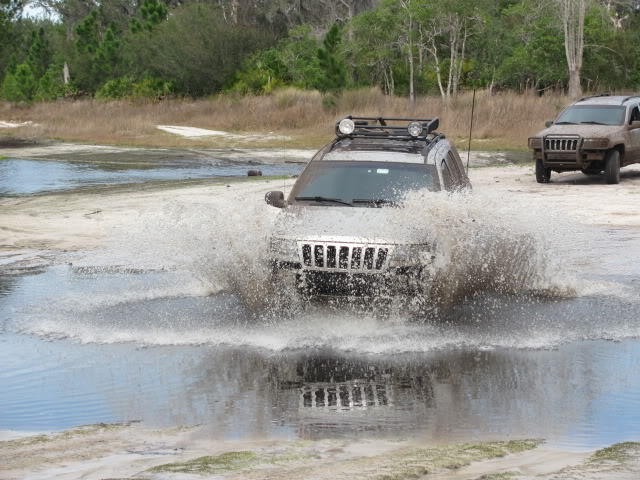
[544,137,580,152]
[300,243,391,272]
[300,382,394,410]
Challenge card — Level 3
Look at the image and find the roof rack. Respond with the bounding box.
[620,95,640,104]
[578,93,611,102]
[335,116,439,139]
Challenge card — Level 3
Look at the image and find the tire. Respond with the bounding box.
[535,159,551,183]
[604,150,621,184]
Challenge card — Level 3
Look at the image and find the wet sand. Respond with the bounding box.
[1,422,638,479]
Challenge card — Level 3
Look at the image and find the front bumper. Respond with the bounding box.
[271,261,428,298]
[530,136,608,170]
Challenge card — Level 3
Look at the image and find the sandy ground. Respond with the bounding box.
[1,422,638,480]
[2,157,640,478]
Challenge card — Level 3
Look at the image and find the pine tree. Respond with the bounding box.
[76,10,100,54]
[27,28,51,79]
[317,24,347,92]
[1,63,37,102]
[94,23,121,78]
[131,0,168,33]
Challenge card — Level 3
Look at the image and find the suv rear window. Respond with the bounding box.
[555,105,625,126]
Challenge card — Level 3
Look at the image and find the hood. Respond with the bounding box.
[535,124,622,138]
[272,205,432,245]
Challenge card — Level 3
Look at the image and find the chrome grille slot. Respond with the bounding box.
[314,245,324,267]
[327,246,337,268]
[299,242,392,272]
[351,247,362,269]
[545,136,579,152]
[302,244,312,266]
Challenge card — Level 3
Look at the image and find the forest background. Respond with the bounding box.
[1,0,640,149]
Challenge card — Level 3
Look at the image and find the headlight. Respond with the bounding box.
[269,237,299,262]
[389,244,433,267]
[338,118,355,135]
[408,122,423,137]
[528,137,542,149]
[582,138,609,149]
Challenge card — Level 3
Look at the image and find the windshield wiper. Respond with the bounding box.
[554,121,575,125]
[579,121,607,125]
[295,196,353,206]
[352,198,396,207]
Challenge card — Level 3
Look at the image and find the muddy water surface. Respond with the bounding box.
[1,261,640,450]
[1,151,639,455]
[0,157,303,195]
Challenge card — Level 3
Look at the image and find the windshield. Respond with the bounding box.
[555,105,625,126]
[289,161,438,206]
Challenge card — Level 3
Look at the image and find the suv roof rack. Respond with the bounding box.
[620,95,640,104]
[335,116,439,139]
[578,93,612,102]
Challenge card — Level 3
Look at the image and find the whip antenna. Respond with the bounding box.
[466,89,477,174]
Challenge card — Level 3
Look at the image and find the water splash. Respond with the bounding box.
[9,184,639,351]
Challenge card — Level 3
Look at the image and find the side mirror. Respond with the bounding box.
[265,190,286,208]
[545,120,554,128]
[629,121,640,130]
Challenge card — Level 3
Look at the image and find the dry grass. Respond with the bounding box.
[0,88,569,150]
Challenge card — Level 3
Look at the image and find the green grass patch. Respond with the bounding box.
[0,155,7,160]
[332,439,543,480]
[150,451,260,474]
[0,423,129,449]
[588,442,640,466]
[476,472,520,480]
[148,450,314,475]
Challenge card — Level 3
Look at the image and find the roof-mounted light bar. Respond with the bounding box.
[335,116,440,139]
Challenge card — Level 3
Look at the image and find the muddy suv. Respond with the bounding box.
[529,94,640,184]
[264,116,470,301]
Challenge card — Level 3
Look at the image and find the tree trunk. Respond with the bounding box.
[408,17,415,102]
[428,36,446,99]
[560,0,586,99]
[568,68,582,99]
[63,62,70,85]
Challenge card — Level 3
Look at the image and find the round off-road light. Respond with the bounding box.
[408,122,423,137]
[338,118,355,135]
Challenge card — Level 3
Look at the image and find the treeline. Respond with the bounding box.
[2,0,640,103]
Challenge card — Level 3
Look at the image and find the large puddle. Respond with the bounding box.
[0,157,303,195]
[1,260,640,450]
[1,151,639,453]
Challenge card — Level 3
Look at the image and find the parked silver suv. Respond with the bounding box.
[264,116,471,302]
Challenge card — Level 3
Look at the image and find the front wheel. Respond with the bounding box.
[604,150,621,184]
[535,159,551,183]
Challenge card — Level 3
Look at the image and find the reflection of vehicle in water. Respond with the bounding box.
[265,116,471,303]
[273,354,435,436]
[286,356,434,413]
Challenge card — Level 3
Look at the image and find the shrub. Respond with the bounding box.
[95,76,134,100]
[1,63,37,102]
[132,76,172,99]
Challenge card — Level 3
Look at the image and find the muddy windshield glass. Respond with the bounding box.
[290,161,438,206]
[555,105,625,126]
